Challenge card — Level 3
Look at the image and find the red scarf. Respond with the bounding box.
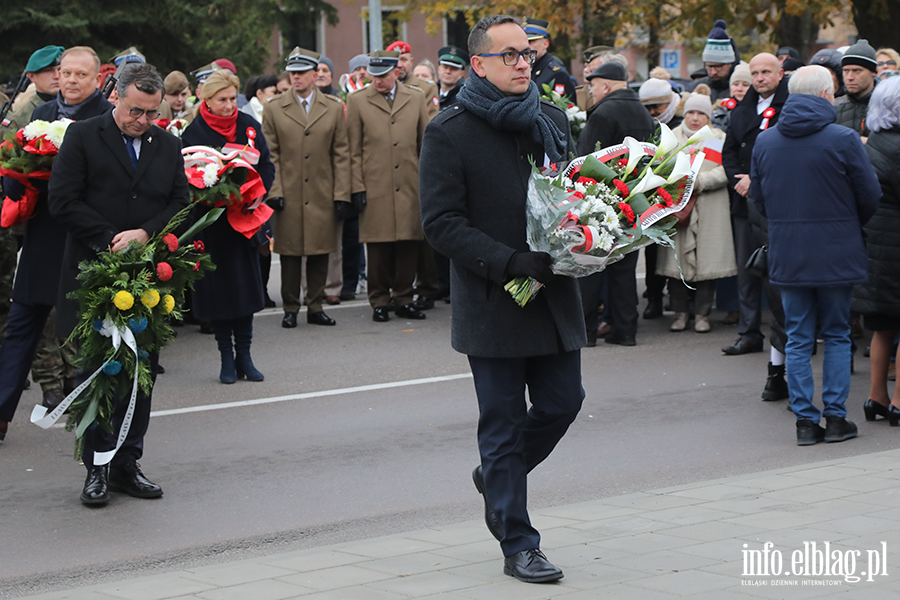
[200,101,237,142]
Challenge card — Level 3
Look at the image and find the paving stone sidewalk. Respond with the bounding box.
[21,449,900,600]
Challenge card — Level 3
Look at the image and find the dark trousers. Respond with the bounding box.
[579,272,604,334]
[603,251,639,338]
[414,242,440,300]
[469,350,584,557]
[670,279,716,316]
[366,240,418,308]
[281,254,328,314]
[0,302,52,422]
[341,217,361,296]
[434,250,451,299]
[82,352,158,469]
[643,245,667,301]
[731,215,764,343]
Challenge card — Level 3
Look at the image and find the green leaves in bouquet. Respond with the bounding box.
[0,132,55,174]
[628,192,652,216]
[579,154,617,184]
[178,207,225,245]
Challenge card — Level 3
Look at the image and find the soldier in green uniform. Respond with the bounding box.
[1,46,63,136]
[524,18,576,101]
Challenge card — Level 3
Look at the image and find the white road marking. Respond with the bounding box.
[149,373,473,418]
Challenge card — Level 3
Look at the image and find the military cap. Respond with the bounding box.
[367,51,400,76]
[286,47,320,72]
[110,47,146,66]
[438,46,469,69]
[582,45,613,63]
[386,41,412,55]
[25,46,64,73]
[191,62,222,84]
[586,61,627,82]
[524,18,550,41]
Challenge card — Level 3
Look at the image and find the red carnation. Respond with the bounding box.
[618,202,636,225]
[153,118,171,129]
[613,179,629,196]
[570,191,585,199]
[156,262,173,281]
[617,158,628,167]
[657,188,674,207]
[193,260,201,271]
[193,240,205,253]
[163,233,178,252]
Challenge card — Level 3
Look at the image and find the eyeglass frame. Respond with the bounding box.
[120,99,161,121]
[477,49,538,66]
[877,60,897,67]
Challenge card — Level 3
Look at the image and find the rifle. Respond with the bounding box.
[1,70,29,127]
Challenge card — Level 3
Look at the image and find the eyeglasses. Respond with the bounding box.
[121,100,161,120]
[877,60,897,67]
[477,49,538,66]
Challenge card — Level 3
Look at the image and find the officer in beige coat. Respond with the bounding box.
[347,51,429,322]
[263,47,351,328]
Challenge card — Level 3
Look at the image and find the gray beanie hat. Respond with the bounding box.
[348,54,369,72]
[702,20,736,64]
[318,56,334,74]
[842,39,878,73]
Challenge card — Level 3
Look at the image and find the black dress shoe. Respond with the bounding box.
[199,320,214,334]
[721,338,763,355]
[153,363,165,375]
[605,332,636,346]
[307,311,336,326]
[642,299,663,319]
[0,419,8,442]
[472,466,505,541]
[796,419,825,446]
[42,388,65,410]
[264,295,276,308]
[282,313,298,328]
[108,461,163,498]
[824,416,858,443]
[373,307,390,322]
[339,290,356,301]
[762,363,789,401]
[503,549,563,583]
[395,304,426,319]
[80,466,110,505]
[413,296,435,311]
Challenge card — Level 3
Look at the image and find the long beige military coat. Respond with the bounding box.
[263,88,351,256]
[347,83,428,244]
[404,76,439,120]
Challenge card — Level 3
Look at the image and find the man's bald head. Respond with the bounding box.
[749,52,783,99]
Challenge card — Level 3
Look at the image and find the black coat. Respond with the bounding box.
[722,77,790,217]
[5,92,112,306]
[49,110,189,337]
[852,126,900,317]
[419,101,586,358]
[576,88,655,155]
[690,75,732,103]
[834,80,877,137]
[439,79,464,112]
[532,52,576,101]
[180,111,275,320]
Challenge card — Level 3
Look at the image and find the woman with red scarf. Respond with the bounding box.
[181,70,276,384]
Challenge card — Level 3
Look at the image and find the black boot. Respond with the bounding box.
[233,315,264,381]
[260,253,275,307]
[212,320,237,384]
[762,362,789,401]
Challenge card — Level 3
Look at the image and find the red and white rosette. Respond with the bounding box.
[760,107,776,130]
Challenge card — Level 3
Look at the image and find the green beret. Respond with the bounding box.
[25,46,64,73]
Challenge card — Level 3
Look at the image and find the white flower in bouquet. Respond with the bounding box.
[201,163,219,188]
[22,120,50,141]
[629,168,668,196]
[656,122,679,158]
[597,230,615,252]
[666,152,693,184]
[623,137,646,176]
[573,181,588,195]
[45,119,73,147]
[686,125,715,145]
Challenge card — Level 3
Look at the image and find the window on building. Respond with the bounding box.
[445,12,469,49]
[284,11,321,54]
[362,8,407,52]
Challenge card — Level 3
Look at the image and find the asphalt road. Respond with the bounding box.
[2,290,898,598]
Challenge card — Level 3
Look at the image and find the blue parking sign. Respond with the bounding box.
[662,49,679,70]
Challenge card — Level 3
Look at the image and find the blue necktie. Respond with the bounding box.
[123,135,138,169]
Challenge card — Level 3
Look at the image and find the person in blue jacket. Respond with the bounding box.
[750,65,882,447]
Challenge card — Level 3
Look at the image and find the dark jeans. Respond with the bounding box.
[469,350,584,557]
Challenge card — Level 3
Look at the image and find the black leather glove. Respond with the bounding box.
[350,191,367,214]
[334,200,355,221]
[265,196,285,211]
[507,251,554,284]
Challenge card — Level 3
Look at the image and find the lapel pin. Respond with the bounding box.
[148,136,152,144]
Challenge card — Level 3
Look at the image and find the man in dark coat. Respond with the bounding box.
[721,53,789,356]
[835,38,879,137]
[577,61,655,346]
[0,46,111,442]
[420,15,584,584]
[49,63,189,505]
[437,46,468,112]
[524,18,576,101]
[690,20,741,103]
[751,65,880,446]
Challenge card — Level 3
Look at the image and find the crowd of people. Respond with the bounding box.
[0,13,897,584]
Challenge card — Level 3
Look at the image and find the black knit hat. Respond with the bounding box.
[842,39,878,73]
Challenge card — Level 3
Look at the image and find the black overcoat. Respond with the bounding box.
[722,78,789,217]
[4,92,112,306]
[180,111,275,320]
[419,100,586,358]
[48,109,189,336]
[576,87,655,156]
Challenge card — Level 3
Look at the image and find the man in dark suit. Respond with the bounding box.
[49,63,189,506]
[722,53,789,356]
[0,46,111,443]
[420,15,584,584]
[524,18,576,100]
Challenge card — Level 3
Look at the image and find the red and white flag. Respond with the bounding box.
[701,138,723,165]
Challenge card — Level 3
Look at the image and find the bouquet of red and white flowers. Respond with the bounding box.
[153,118,189,138]
[0,118,73,226]
[506,123,714,306]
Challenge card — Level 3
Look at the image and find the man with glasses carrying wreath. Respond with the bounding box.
[420,15,584,584]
